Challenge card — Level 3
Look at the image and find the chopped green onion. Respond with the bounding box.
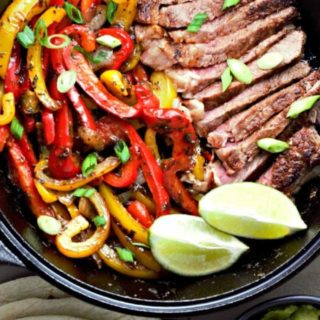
[92,216,107,227]
[73,187,96,198]
[44,34,71,49]
[107,0,117,24]
[257,138,289,154]
[10,117,24,140]
[287,95,320,119]
[81,152,98,177]
[73,46,112,64]
[37,215,62,236]
[114,140,130,163]
[221,67,233,92]
[223,0,240,10]
[132,242,151,249]
[35,19,48,46]
[227,58,253,85]
[96,35,122,48]
[64,2,84,24]
[17,25,35,49]
[57,70,77,93]
[257,52,284,70]
[115,247,135,263]
[187,13,208,33]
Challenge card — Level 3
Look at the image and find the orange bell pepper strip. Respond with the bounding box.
[27,7,66,111]
[56,190,110,258]
[0,0,50,79]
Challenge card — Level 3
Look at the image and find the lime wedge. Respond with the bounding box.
[149,214,249,276]
[199,182,307,240]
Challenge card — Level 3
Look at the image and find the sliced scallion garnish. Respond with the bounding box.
[81,152,98,177]
[187,13,208,33]
[223,0,241,10]
[114,140,130,163]
[227,59,253,85]
[35,19,48,46]
[73,187,96,198]
[287,95,320,119]
[96,35,122,48]
[257,138,289,154]
[115,247,135,263]
[57,70,77,93]
[45,34,71,49]
[17,25,35,49]
[221,67,233,92]
[92,216,107,227]
[10,117,24,140]
[107,0,117,24]
[37,215,62,236]
[257,52,284,70]
[73,45,111,64]
[64,2,84,24]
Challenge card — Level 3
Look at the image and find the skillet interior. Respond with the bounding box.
[0,0,319,316]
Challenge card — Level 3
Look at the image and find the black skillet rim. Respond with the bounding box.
[237,295,320,320]
[0,211,319,317]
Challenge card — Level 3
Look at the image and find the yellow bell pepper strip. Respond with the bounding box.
[66,204,80,219]
[132,191,156,216]
[35,157,120,191]
[112,0,137,31]
[144,128,160,161]
[121,43,142,73]
[0,80,4,104]
[98,244,160,279]
[100,70,128,97]
[193,155,205,181]
[99,183,149,244]
[34,180,58,203]
[112,222,162,272]
[150,71,177,109]
[0,0,49,79]
[27,7,66,111]
[56,190,110,258]
[0,93,15,125]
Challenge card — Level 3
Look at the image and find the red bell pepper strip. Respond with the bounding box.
[127,200,154,228]
[42,110,55,145]
[132,64,149,84]
[62,25,96,52]
[104,147,139,188]
[134,84,159,113]
[7,137,55,218]
[81,0,101,22]
[50,41,96,130]
[22,114,36,133]
[4,42,22,101]
[50,0,64,6]
[48,78,81,179]
[62,45,139,118]
[98,28,134,70]
[17,133,38,168]
[0,126,9,152]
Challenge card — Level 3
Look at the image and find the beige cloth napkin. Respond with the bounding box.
[0,276,159,320]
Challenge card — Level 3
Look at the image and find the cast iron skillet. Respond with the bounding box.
[0,0,319,317]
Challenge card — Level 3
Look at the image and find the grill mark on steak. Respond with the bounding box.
[258,126,320,195]
[176,7,298,69]
[192,29,306,108]
[216,79,320,175]
[169,0,294,43]
[195,61,311,137]
[166,25,294,93]
[208,71,320,148]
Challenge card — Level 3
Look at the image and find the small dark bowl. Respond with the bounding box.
[237,295,320,320]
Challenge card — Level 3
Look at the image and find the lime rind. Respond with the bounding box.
[149,214,249,276]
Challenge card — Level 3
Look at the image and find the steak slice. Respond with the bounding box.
[135,25,166,45]
[177,7,298,68]
[169,0,294,43]
[158,0,252,29]
[166,25,294,93]
[195,61,311,137]
[212,154,270,186]
[258,127,320,195]
[136,0,160,24]
[191,29,306,108]
[216,79,320,175]
[209,71,320,149]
